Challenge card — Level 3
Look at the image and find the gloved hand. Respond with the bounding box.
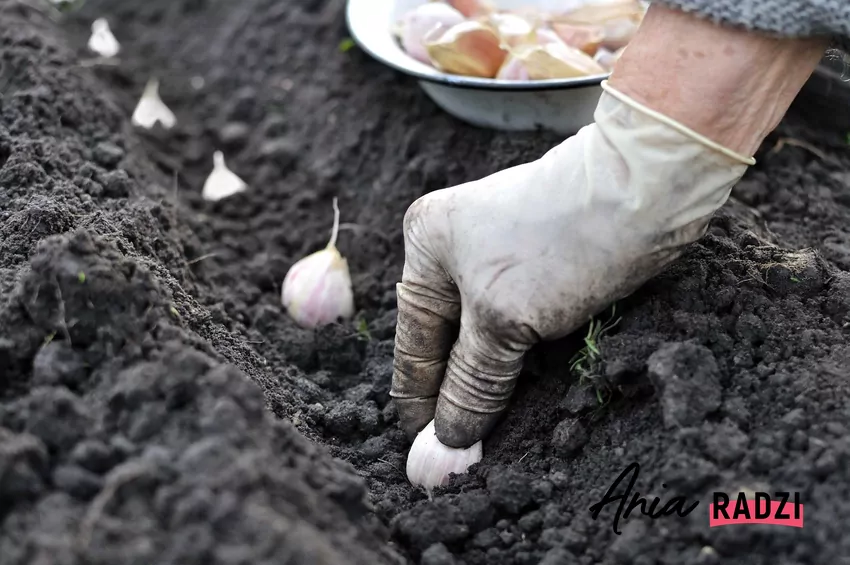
[390,81,755,448]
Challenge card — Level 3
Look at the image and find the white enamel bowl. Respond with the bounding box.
[346,0,611,135]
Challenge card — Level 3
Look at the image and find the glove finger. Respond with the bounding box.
[391,198,461,440]
[434,320,528,448]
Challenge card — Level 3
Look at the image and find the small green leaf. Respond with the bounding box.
[355,318,372,341]
[790,276,801,283]
[169,305,180,318]
[77,272,86,284]
[338,37,356,53]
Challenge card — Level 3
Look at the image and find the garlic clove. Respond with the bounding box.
[487,13,534,45]
[550,22,605,56]
[552,0,644,26]
[486,12,536,48]
[425,21,507,78]
[282,248,355,328]
[88,18,120,58]
[530,26,569,47]
[131,78,177,130]
[202,151,247,202]
[448,0,494,18]
[397,3,465,64]
[594,46,625,71]
[282,198,355,329]
[509,41,606,80]
[495,53,529,81]
[550,0,644,52]
[497,23,605,80]
[504,24,568,51]
[406,420,483,494]
[599,17,641,51]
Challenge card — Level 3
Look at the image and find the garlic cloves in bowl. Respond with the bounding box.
[202,151,247,202]
[396,2,465,64]
[551,0,645,52]
[495,53,529,80]
[406,419,483,495]
[530,26,570,47]
[552,0,644,26]
[282,198,355,329]
[131,78,177,130]
[500,41,606,81]
[88,18,120,58]
[599,17,641,51]
[425,20,507,79]
[550,22,605,55]
[485,12,535,47]
[594,46,625,71]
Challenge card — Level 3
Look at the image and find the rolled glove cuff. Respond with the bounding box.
[600,80,756,166]
[559,80,755,239]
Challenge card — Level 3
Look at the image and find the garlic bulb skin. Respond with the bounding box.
[550,22,604,55]
[202,151,247,202]
[425,20,507,78]
[406,420,483,493]
[532,27,568,47]
[486,13,534,47]
[552,0,644,26]
[508,41,606,80]
[282,198,355,329]
[131,78,177,130]
[398,3,465,64]
[551,0,645,51]
[448,0,493,18]
[88,18,120,58]
[282,247,354,328]
[496,54,529,81]
[594,46,625,71]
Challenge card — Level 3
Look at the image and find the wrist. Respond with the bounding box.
[607,4,827,156]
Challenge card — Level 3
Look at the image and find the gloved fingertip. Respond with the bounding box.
[434,397,500,448]
[394,396,438,441]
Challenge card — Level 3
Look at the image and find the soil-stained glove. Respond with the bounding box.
[391,81,755,448]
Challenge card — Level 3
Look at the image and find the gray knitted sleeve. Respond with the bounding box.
[655,0,850,51]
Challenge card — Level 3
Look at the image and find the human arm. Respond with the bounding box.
[391,3,830,448]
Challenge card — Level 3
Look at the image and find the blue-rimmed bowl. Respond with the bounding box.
[346,0,612,135]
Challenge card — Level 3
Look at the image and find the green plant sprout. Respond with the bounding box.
[77,271,86,284]
[338,38,356,53]
[43,330,57,345]
[760,250,814,288]
[355,318,372,341]
[569,304,622,403]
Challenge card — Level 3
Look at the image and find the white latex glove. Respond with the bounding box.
[391,81,755,448]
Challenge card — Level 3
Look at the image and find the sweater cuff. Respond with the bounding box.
[653,0,850,51]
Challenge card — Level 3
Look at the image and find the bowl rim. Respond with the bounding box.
[345,0,610,92]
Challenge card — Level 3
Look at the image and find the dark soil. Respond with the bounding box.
[1,0,849,564]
